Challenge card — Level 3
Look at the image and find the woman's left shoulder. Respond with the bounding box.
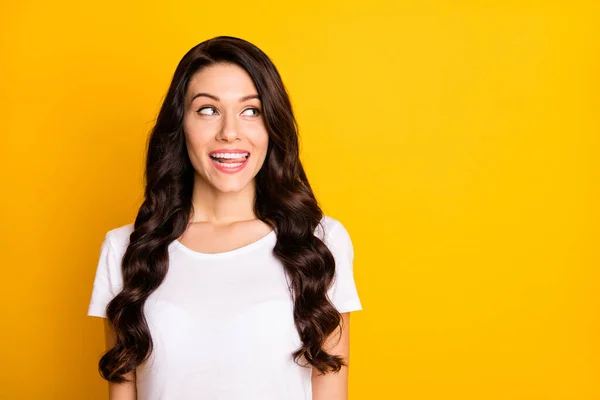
[314,215,349,243]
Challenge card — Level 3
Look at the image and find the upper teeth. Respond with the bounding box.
[211,153,249,159]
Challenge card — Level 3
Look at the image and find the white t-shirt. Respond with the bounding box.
[87,215,362,400]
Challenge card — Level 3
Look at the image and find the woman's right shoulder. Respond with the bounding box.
[104,223,135,251]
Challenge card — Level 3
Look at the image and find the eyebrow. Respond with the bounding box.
[190,93,260,103]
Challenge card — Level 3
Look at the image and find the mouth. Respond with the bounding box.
[208,151,250,172]
[209,152,250,164]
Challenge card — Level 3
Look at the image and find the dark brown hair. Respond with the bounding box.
[99,36,345,382]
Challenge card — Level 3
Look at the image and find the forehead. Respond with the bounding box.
[187,63,258,99]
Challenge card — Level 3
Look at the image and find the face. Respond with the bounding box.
[183,63,269,194]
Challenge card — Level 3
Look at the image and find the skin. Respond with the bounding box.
[177,62,273,250]
[105,320,136,400]
[106,62,351,399]
[312,312,352,399]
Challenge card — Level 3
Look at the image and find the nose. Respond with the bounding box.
[216,111,240,142]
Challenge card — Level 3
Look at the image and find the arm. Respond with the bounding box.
[103,319,137,400]
[311,312,352,400]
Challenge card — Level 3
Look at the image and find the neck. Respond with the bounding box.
[189,174,257,226]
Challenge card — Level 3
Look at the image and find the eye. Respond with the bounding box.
[197,106,218,116]
[241,107,261,117]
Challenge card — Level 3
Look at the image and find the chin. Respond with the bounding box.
[212,180,251,194]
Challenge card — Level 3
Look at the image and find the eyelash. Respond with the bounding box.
[196,106,261,117]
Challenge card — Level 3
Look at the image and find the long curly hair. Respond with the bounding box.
[99,36,345,382]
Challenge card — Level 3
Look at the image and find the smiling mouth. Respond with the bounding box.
[209,154,249,163]
[208,153,250,171]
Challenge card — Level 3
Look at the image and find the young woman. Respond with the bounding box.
[87,35,362,400]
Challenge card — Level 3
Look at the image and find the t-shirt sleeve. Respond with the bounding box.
[87,231,123,318]
[325,220,363,313]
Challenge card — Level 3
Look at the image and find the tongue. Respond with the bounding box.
[216,157,245,163]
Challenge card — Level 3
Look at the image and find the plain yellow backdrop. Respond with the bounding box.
[1,1,598,399]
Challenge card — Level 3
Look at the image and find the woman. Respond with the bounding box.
[87,35,362,400]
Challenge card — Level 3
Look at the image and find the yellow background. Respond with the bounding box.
[1,1,598,399]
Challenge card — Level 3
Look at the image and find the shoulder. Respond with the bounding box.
[315,215,352,249]
[104,223,134,253]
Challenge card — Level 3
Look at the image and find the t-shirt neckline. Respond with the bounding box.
[171,229,277,259]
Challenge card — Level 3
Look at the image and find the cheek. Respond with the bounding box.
[253,139,269,172]
[249,127,269,152]
[183,122,211,155]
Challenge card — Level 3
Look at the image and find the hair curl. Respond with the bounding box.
[99,36,345,382]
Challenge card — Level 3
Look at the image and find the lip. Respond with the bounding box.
[208,148,250,155]
[209,150,250,174]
